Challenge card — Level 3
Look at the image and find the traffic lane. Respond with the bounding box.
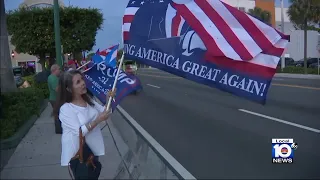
[139,73,320,129]
[247,85,320,128]
[121,77,320,179]
[138,69,320,88]
[140,74,320,141]
[122,82,320,179]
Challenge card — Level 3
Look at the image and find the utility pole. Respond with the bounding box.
[280,0,285,71]
[53,0,62,68]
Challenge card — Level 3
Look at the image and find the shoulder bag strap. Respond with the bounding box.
[78,127,84,163]
[72,106,85,163]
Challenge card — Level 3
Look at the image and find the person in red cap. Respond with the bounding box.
[67,59,77,71]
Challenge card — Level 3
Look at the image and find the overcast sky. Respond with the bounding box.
[5,0,291,52]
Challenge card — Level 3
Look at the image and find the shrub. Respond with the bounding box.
[276,66,319,74]
[23,75,49,98]
[22,75,35,86]
[0,87,44,139]
[0,74,50,140]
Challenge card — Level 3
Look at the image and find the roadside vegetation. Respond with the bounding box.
[277,66,319,74]
[0,76,49,139]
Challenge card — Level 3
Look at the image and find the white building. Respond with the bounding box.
[221,0,255,12]
[275,7,320,61]
[19,0,64,8]
[222,1,320,61]
[275,7,295,33]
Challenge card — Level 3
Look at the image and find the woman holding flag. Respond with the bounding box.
[52,69,116,179]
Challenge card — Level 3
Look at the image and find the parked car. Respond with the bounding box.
[12,66,35,77]
[277,57,295,67]
[309,62,320,68]
[293,58,318,67]
[12,66,24,76]
[12,66,25,87]
[13,75,25,87]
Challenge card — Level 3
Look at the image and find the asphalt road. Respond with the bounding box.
[120,68,320,179]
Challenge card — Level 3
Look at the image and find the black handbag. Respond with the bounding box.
[55,119,62,134]
[68,128,102,180]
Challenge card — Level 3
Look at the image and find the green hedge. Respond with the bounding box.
[23,75,49,98]
[0,88,44,139]
[276,66,319,74]
[0,75,49,140]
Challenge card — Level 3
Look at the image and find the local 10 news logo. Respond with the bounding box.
[272,138,298,164]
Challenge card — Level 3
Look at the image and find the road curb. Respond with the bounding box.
[274,73,320,79]
[0,99,48,150]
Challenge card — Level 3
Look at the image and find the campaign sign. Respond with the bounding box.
[83,63,142,109]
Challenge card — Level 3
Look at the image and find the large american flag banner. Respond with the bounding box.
[122,0,290,104]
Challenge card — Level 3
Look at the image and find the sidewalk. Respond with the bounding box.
[0,103,123,179]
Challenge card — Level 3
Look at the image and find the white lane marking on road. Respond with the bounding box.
[147,84,161,88]
[117,106,196,180]
[239,109,320,133]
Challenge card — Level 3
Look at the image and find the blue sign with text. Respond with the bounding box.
[83,63,142,109]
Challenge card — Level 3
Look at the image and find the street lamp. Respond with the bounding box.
[280,0,285,71]
[54,0,62,68]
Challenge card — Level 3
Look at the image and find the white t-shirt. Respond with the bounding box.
[59,100,107,166]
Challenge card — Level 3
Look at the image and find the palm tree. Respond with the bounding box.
[248,7,272,25]
[0,0,17,92]
[287,0,320,74]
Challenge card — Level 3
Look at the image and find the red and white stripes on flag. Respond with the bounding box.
[166,3,185,38]
[123,0,289,71]
[123,7,139,41]
[172,0,289,61]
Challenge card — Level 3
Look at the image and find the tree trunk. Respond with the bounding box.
[303,19,308,74]
[0,0,17,92]
[48,52,56,69]
[38,53,46,71]
[74,51,82,65]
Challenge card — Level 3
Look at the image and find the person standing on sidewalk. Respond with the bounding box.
[52,70,116,179]
[67,59,77,71]
[48,64,60,107]
[48,64,62,134]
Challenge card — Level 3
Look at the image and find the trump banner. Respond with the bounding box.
[83,63,142,109]
[122,0,289,104]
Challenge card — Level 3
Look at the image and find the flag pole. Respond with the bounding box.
[105,52,124,111]
[105,19,125,111]
[77,61,91,70]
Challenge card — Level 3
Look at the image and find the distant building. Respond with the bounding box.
[275,7,320,60]
[222,0,320,61]
[275,7,294,34]
[9,0,64,72]
[19,0,65,8]
[221,0,276,27]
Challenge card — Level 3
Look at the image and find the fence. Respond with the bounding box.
[109,106,196,179]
